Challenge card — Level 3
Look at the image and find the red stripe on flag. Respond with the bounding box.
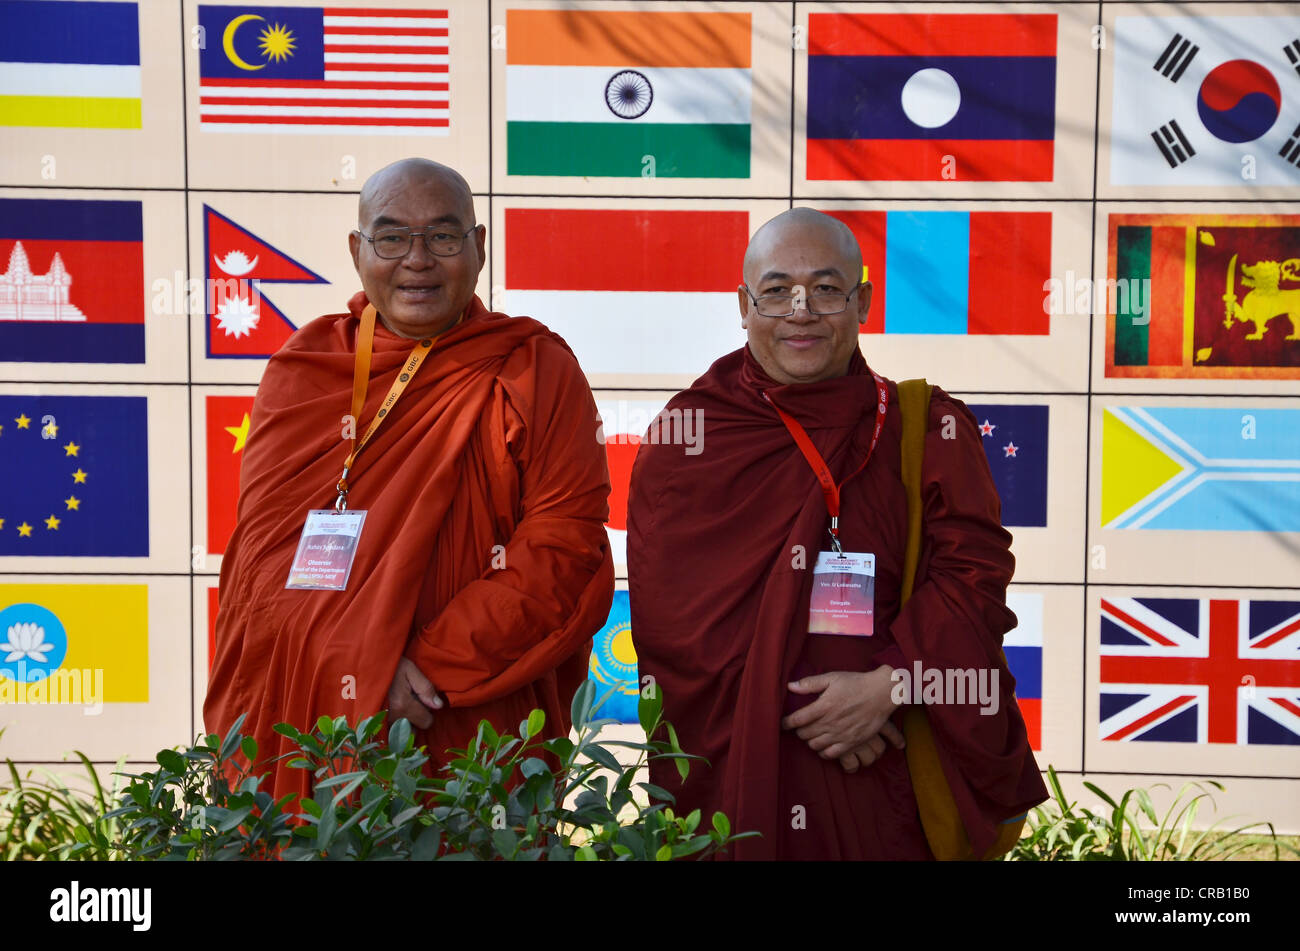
[326,62,448,72]
[808,12,1057,57]
[201,96,448,109]
[807,139,1053,181]
[1148,226,1186,366]
[323,26,448,36]
[1017,697,1041,750]
[200,78,448,90]
[0,239,143,324]
[968,212,1051,334]
[201,114,450,126]
[1275,697,1300,718]
[1253,614,1300,649]
[822,211,886,334]
[1104,695,1195,741]
[207,587,219,672]
[1101,599,1180,647]
[325,7,449,17]
[505,209,747,293]
[325,44,449,54]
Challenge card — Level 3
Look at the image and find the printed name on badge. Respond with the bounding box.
[808,550,875,637]
[286,510,367,591]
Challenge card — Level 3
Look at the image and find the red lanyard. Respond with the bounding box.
[762,373,889,552]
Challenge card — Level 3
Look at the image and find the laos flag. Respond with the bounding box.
[807,13,1057,181]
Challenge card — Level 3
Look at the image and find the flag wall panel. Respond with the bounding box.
[812,200,1093,393]
[0,0,1294,832]
[794,3,1099,200]
[1087,587,1300,776]
[0,188,188,383]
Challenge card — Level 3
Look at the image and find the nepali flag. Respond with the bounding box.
[807,13,1057,181]
[204,205,328,358]
[1100,597,1300,745]
[0,198,144,363]
[827,210,1051,335]
[966,404,1049,528]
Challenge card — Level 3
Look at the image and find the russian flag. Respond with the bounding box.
[825,209,1052,335]
[807,13,1057,181]
[0,198,144,364]
[1004,591,1043,751]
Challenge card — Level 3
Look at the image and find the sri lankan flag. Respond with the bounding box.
[1107,214,1300,379]
[505,9,752,178]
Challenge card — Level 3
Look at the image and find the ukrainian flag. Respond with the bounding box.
[0,1,142,129]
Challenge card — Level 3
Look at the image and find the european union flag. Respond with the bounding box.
[0,396,148,556]
[967,403,1049,528]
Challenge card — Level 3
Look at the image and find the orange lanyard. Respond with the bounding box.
[333,304,459,511]
[762,373,889,552]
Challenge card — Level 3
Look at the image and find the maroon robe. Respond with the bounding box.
[627,346,1047,860]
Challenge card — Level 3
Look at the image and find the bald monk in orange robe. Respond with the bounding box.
[628,209,1046,860]
[205,159,614,803]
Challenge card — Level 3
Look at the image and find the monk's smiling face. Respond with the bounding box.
[349,159,486,339]
[738,209,872,385]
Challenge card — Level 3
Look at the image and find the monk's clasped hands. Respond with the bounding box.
[783,667,905,774]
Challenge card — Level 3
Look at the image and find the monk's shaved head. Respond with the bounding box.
[742,208,862,287]
[358,157,476,229]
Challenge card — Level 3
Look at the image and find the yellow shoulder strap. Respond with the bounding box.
[896,379,1023,861]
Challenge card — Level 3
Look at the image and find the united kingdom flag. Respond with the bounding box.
[1099,597,1300,745]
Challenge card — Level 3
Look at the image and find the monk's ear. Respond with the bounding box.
[738,285,751,328]
[472,224,487,274]
[348,230,361,272]
[857,280,873,327]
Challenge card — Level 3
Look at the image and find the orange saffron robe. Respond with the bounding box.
[204,293,615,801]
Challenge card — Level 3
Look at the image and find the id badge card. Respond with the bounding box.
[808,551,875,637]
[285,510,367,591]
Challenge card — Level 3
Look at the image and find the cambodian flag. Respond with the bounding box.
[0,198,144,363]
[807,13,1058,181]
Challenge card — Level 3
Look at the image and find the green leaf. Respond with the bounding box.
[156,749,185,774]
[526,709,546,739]
[412,824,441,861]
[582,744,622,772]
[655,843,672,861]
[711,812,730,839]
[570,680,595,730]
[240,736,258,763]
[519,757,550,780]
[388,718,412,755]
[316,715,335,737]
[637,680,663,735]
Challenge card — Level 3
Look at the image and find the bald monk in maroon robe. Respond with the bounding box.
[205,159,614,803]
[627,209,1046,860]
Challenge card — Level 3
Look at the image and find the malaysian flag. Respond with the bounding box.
[197,5,449,135]
[1100,597,1300,745]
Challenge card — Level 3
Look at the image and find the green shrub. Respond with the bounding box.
[1007,765,1296,861]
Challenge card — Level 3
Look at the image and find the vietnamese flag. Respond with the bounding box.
[826,209,1052,335]
[205,394,255,555]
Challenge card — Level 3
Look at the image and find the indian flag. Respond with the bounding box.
[503,208,749,377]
[0,0,142,129]
[505,9,752,178]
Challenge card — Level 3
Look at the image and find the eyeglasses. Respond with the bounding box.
[742,281,863,318]
[356,226,476,260]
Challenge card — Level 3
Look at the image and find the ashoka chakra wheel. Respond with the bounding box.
[604,70,653,119]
